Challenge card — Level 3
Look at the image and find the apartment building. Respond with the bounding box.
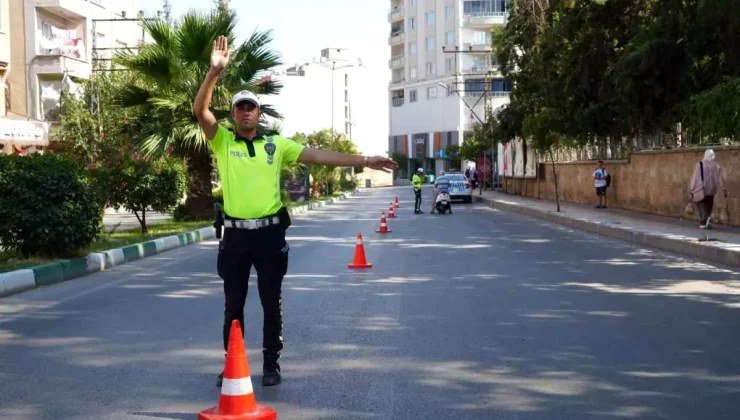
[388,0,511,173]
[2,0,147,155]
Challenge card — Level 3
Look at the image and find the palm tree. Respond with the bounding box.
[114,9,282,218]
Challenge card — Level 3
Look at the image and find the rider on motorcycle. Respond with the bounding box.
[431,170,452,214]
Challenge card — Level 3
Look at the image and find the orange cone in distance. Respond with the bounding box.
[348,233,373,269]
[198,320,277,420]
[394,196,400,208]
[376,212,391,233]
[387,204,397,219]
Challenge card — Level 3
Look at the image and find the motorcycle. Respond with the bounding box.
[435,192,451,214]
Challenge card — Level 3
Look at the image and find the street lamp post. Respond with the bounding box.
[319,59,361,133]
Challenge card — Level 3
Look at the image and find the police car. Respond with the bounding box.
[443,173,473,203]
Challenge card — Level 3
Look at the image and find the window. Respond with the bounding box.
[463,0,509,16]
[427,86,437,100]
[409,0,416,5]
[408,17,416,30]
[446,5,454,19]
[409,42,417,55]
[472,30,487,45]
[345,90,349,102]
[446,31,455,45]
[409,65,418,79]
[426,61,436,76]
[426,11,436,25]
[446,58,455,73]
[344,74,348,86]
[39,78,62,121]
[345,122,350,135]
[345,106,349,118]
[426,36,435,51]
[409,89,418,103]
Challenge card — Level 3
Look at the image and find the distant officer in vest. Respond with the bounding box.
[193,36,398,388]
[412,168,424,214]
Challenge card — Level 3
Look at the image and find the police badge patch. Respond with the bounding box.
[265,137,276,165]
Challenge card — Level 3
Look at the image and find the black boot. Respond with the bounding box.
[216,370,224,387]
[262,361,281,387]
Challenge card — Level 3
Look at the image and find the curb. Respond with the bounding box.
[474,195,740,269]
[0,191,357,298]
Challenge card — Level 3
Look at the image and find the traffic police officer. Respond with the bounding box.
[194,36,398,387]
[412,168,424,214]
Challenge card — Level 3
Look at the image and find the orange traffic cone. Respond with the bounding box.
[198,321,277,420]
[348,233,373,269]
[387,204,397,219]
[394,196,400,208]
[376,212,392,233]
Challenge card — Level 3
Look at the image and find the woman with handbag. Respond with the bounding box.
[688,149,728,229]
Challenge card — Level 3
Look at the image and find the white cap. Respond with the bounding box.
[231,90,260,109]
[417,168,424,172]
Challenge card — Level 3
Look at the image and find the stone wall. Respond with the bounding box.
[501,146,740,226]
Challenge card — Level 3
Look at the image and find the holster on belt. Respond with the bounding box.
[213,203,224,239]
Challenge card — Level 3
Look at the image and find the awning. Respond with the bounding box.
[0,118,50,147]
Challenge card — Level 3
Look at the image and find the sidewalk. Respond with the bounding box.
[474,191,740,269]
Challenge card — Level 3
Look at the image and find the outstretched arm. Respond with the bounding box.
[298,148,398,173]
[193,35,230,140]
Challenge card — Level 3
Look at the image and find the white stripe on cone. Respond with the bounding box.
[221,377,254,396]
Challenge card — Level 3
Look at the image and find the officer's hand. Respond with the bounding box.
[367,156,399,173]
[211,35,231,72]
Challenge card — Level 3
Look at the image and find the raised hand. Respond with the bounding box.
[211,35,230,72]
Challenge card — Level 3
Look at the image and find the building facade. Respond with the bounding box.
[388,0,511,174]
[262,48,393,187]
[2,0,147,155]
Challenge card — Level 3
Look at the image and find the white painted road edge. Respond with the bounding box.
[0,269,36,298]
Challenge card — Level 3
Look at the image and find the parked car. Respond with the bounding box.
[444,173,473,203]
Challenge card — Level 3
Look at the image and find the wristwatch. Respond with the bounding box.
[363,156,369,167]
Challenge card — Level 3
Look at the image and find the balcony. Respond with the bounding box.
[464,63,500,75]
[388,31,405,46]
[33,0,88,21]
[392,98,404,107]
[463,0,509,27]
[391,77,406,85]
[37,21,87,62]
[33,55,91,78]
[389,55,405,69]
[388,7,405,22]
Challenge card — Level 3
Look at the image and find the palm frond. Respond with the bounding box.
[255,79,283,96]
[259,104,282,120]
[175,122,210,152]
[140,16,176,52]
[229,30,282,84]
[115,85,153,108]
[176,10,237,65]
[115,46,174,84]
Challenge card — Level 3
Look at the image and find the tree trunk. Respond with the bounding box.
[549,147,560,213]
[133,208,148,234]
[185,148,215,219]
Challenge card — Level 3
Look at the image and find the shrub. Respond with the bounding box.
[108,157,188,233]
[0,154,101,257]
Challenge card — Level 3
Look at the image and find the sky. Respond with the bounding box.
[140,0,392,155]
[142,0,391,71]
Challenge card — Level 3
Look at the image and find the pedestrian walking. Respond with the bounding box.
[413,168,424,214]
[193,36,397,387]
[689,149,727,229]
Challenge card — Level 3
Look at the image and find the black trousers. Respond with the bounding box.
[217,223,289,369]
[414,188,422,212]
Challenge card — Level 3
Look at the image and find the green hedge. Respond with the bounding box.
[0,154,101,257]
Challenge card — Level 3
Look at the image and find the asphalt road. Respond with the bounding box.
[2,187,740,420]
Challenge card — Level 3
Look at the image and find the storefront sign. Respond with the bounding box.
[0,119,50,146]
